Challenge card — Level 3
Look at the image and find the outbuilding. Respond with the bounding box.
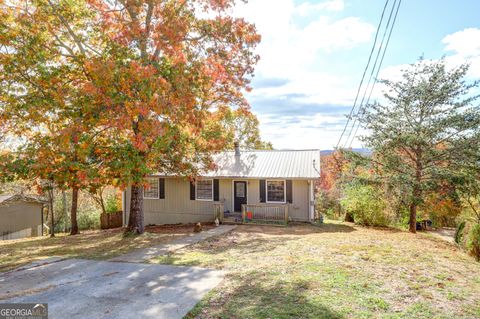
[0,194,45,240]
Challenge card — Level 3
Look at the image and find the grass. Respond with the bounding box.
[150,221,480,319]
[0,224,206,272]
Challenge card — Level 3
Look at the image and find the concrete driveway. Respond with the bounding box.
[0,258,224,319]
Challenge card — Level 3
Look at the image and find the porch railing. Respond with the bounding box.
[241,204,288,226]
[213,203,224,223]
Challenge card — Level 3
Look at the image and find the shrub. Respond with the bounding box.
[315,190,342,220]
[105,193,120,213]
[466,224,480,261]
[455,221,480,261]
[455,221,466,244]
[341,184,391,227]
[78,208,100,230]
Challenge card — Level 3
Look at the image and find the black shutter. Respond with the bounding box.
[159,178,165,199]
[190,180,196,200]
[259,179,266,203]
[286,180,293,203]
[213,179,219,201]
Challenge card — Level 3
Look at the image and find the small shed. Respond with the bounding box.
[0,194,45,240]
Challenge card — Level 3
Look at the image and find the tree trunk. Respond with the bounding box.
[62,190,68,233]
[48,187,55,237]
[127,185,144,234]
[70,187,79,235]
[98,188,106,215]
[409,150,423,233]
[408,202,417,233]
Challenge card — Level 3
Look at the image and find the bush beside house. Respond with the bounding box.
[455,221,480,261]
[340,184,392,227]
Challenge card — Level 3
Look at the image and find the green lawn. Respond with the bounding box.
[151,222,480,319]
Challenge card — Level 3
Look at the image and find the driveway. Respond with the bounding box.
[0,258,224,319]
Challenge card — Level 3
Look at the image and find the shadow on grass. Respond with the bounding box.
[234,222,356,236]
[152,223,357,268]
[186,271,344,319]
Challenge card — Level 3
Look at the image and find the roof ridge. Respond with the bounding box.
[219,149,321,152]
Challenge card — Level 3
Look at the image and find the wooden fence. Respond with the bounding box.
[241,204,288,226]
[100,211,123,229]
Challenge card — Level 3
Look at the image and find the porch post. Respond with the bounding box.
[309,181,315,221]
[284,204,289,225]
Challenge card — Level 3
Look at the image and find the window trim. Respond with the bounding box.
[196,179,214,201]
[266,179,286,204]
[143,177,160,199]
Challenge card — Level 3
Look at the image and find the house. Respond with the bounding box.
[0,194,45,240]
[123,146,320,225]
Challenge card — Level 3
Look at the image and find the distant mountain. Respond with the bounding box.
[320,148,371,156]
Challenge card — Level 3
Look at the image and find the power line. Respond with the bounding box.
[347,0,402,148]
[335,0,390,149]
[344,0,398,147]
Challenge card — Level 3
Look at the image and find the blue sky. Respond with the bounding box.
[232,0,480,149]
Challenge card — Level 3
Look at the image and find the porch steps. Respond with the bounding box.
[222,215,243,225]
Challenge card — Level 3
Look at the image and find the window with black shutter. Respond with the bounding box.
[259,179,266,203]
[159,178,165,199]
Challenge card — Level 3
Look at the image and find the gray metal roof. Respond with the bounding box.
[201,149,321,179]
[0,194,46,206]
[0,194,12,203]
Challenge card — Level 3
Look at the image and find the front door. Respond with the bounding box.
[234,181,247,212]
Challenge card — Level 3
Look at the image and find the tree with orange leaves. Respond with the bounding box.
[1,0,260,234]
[84,0,260,234]
[0,0,110,235]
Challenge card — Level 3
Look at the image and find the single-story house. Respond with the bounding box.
[0,194,45,240]
[123,146,320,225]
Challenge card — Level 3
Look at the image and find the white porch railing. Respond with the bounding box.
[213,203,224,223]
[241,204,288,226]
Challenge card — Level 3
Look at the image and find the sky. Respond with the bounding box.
[230,0,480,150]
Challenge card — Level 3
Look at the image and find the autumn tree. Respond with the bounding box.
[355,58,480,233]
[82,0,260,233]
[0,0,109,234]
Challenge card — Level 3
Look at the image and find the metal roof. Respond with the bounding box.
[0,194,47,206]
[201,149,321,179]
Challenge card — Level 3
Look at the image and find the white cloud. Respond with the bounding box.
[295,0,345,16]
[233,1,373,78]
[229,0,375,149]
[441,28,480,78]
[378,28,480,84]
[257,113,348,149]
[442,28,480,57]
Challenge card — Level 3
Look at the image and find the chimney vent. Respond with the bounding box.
[234,142,240,156]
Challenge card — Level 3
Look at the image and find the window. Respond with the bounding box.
[266,180,285,203]
[196,179,213,201]
[143,178,159,199]
[236,182,245,198]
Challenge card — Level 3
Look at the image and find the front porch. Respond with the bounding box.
[214,203,289,226]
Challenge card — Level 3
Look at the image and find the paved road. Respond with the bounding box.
[0,258,224,319]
